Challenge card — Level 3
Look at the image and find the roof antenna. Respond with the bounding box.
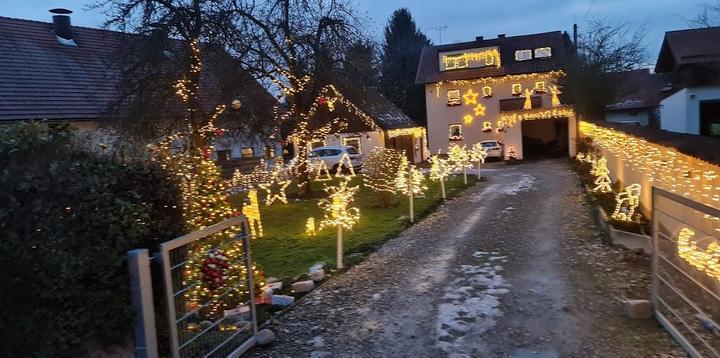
[426,23,448,45]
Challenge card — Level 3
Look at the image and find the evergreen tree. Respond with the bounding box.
[343,41,378,88]
[379,8,431,125]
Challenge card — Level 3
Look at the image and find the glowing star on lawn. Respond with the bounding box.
[469,142,488,179]
[242,189,263,237]
[312,160,333,181]
[611,183,641,221]
[305,217,317,236]
[550,85,562,107]
[523,88,533,110]
[677,227,720,281]
[473,103,486,116]
[334,153,356,179]
[463,88,479,105]
[318,179,360,269]
[592,157,612,193]
[258,172,291,206]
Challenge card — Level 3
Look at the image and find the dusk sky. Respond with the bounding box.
[2,0,708,65]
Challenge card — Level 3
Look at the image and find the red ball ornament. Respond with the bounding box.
[318,97,328,106]
[214,128,224,137]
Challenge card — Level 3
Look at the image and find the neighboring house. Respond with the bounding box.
[415,31,576,160]
[291,86,426,163]
[655,26,720,137]
[605,69,668,127]
[0,9,281,163]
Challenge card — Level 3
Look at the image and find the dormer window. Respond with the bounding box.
[515,49,532,61]
[534,47,552,58]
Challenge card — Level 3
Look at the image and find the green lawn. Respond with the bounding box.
[234,174,478,279]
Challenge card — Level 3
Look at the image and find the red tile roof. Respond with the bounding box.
[415,31,569,84]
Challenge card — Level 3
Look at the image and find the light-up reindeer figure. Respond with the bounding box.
[242,189,263,237]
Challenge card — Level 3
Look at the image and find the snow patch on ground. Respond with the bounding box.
[500,174,536,195]
[436,251,511,353]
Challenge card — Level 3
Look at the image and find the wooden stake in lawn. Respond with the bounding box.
[429,154,450,199]
[318,178,360,269]
[448,144,471,185]
[468,143,488,180]
[395,157,428,222]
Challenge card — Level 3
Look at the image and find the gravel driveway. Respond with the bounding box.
[251,159,683,357]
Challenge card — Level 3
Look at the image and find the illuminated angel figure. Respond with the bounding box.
[242,189,263,237]
[523,88,533,110]
[592,158,612,193]
[549,85,562,107]
[318,179,360,268]
[611,183,641,221]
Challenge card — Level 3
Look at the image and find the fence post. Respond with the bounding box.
[128,249,159,358]
[240,227,259,336]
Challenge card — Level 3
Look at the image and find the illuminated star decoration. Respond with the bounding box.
[258,172,291,206]
[473,103,486,116]
[463,88,479,105]
[463,114,474,124]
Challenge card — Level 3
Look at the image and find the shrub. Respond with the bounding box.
[0,123,184,356]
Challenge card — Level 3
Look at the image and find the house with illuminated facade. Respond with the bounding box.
[415,31,577,159]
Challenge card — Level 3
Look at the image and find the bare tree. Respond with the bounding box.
[691,1,720,27]
[562,16,648,120]
[227,0,368,195]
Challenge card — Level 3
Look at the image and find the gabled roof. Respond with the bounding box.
[0,15,274,123]
[344,88,419,130]
[606,69,668,111]
[415,31,568,84]
[655,27,720,73]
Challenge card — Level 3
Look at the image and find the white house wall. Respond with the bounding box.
[660,86,720,134]
[324,130,386,155]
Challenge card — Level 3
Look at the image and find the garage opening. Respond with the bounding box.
[521,117,568,158]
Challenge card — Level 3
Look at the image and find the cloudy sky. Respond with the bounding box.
[3,0,708,64]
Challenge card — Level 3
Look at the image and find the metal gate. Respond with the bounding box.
[652,188,720,357]
[128,216,259,358]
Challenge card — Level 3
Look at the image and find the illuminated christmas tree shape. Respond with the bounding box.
[463,88,479,105]
[429,154,450,199]
[592,157,612,193]
[469,142,488,179]
[395,159,428,197]
[312,160,333,181]
[242,189,263,238]
[463,114,474,124]
[550,85,562,107]
[258,172,291,205]
[677,227,720,281]
[473,103,486,116]
[334,152,356,179]
[305,217,317,236]
[523,88,533,110]
[611,183,641,221]
[448,143,472,184]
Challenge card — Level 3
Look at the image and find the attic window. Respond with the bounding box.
[443,54,469,70]
[534,47,552,58]
[447,89,462,106]
[515,49,532,61]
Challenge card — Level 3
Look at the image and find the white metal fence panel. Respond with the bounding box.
[652,188,720,357]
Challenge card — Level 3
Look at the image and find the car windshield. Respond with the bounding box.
[481,142,497,147]
[346,147,358,154]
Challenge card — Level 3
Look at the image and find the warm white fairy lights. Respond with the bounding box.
[305,217,317,236]
[550,85,562,107]
[258,172,291,205]
[395,157,428,197]
[469,142,488,179]
[579,121,720,210]
[611,183,642,221]
[434,71,565,98]
[463,88,479,105]
[429,154,451,199]
[242,189,263,238]
[592,157,612,193]
[334,153,356,179]
[500,106,575,127]
[318,179,360,269]
[448,143,472,185]
[677,227,720,281]
[312,160,333,182]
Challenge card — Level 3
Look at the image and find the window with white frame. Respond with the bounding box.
[534,47,552,58]
[241,147,254,158]
[447,89,461,106]
[482,86,493,98]
[342,136,362,153]
[515,49,532,61]
[511,83,523,95]
[449,124,463,141]
[534,81,546,93]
